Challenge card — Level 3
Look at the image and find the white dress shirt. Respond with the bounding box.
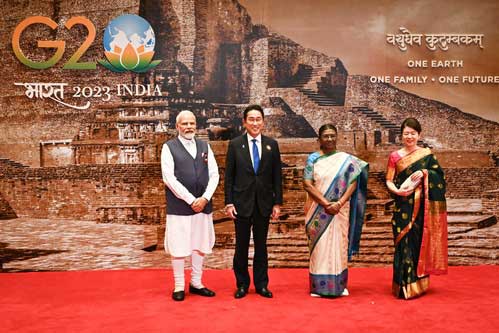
[247,133,262,167]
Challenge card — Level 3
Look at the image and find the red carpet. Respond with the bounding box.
[1,266,498,332]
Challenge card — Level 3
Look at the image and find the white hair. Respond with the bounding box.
[176,110,196,124]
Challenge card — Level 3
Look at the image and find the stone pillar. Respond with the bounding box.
[249,38,269,104]
[172,0,196,72]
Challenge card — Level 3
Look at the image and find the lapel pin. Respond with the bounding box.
[266,145,271,151]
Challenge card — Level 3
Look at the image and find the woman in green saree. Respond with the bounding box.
[386,118,448,299]
[303,124,368,297]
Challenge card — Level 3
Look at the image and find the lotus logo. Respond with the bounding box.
[99,14,161,73]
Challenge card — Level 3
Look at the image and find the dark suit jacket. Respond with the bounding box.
[224,134,283,217]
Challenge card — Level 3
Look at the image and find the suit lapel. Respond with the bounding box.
[259,136,271,172]
[241,134,253,171]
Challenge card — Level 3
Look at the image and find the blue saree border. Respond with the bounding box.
[348,162,369,259]
[305,157,350,254]
[305,154,369,260]
[310,269,348,296]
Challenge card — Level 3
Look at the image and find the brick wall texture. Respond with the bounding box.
[1,157,497,223]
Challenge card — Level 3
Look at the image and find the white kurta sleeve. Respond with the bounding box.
[161,143,196,205]
[201,144,219,201]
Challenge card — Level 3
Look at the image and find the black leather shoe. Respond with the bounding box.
[234,286,248,299]
[256,287,273,298]
[172,290,185,301]
[189,284,215,297]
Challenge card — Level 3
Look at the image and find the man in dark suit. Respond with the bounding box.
[224,104,283,299]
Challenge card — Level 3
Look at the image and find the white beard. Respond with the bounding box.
[181,132,195,140]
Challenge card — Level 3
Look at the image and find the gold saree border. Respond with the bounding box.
[386,166,396,182]
[392,276,430,299]
[429,200,447,214]
[417,171,448,276]
[424,206,449,274]
[395,148,431,174]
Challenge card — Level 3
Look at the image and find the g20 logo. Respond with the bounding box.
[12,16,96,70]
[12,14,161,73]
[99,14,160,72]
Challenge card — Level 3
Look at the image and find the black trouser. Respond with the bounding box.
[233,208,270,290]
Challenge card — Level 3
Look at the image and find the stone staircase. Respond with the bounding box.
[351,106,399,132]
[351,106,432,147]
[214,198,498,268]
[0,158,28,168]
[286,65,343,107]
[289,65,313,88]
[290,65,330,90]
[298,88,342,106]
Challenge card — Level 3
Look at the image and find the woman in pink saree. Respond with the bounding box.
[386,118,448,299]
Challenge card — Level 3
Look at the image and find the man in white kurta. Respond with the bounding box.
[161,110,219,301]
